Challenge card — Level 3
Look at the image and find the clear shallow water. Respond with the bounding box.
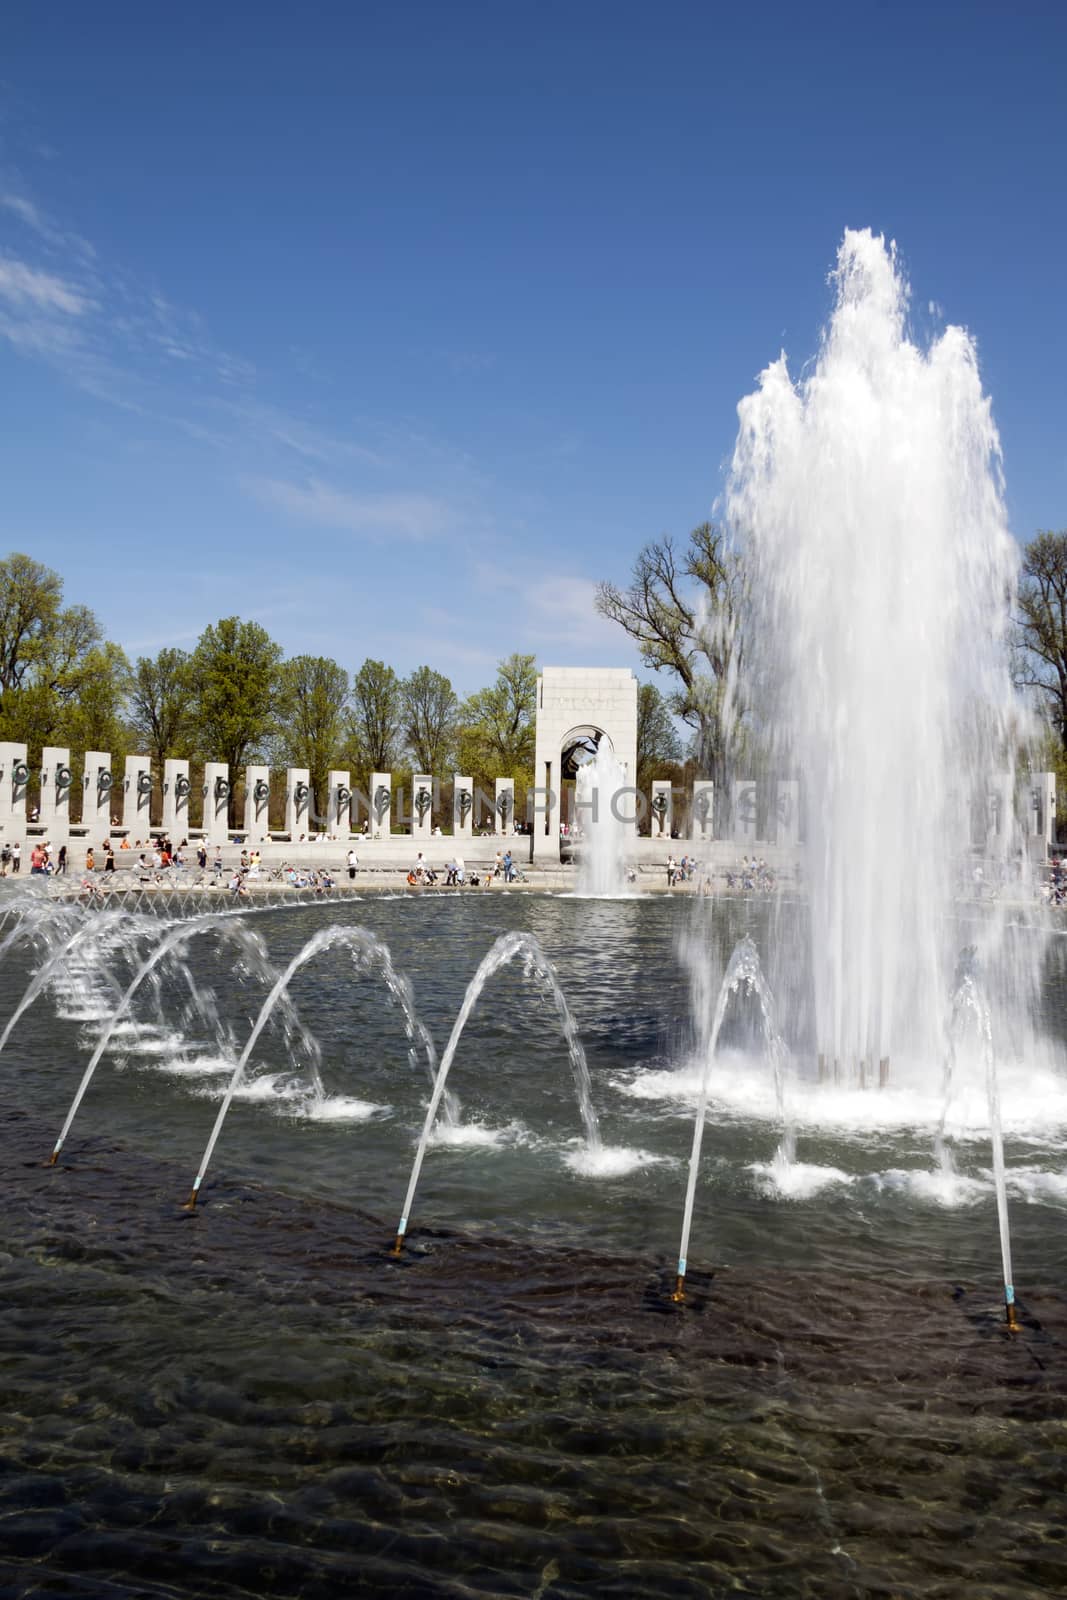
[3,891,1067,1597]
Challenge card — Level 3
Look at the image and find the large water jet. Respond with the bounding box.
[727,228,1021,1073]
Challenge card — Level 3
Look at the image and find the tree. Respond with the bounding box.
[457,653,537,777]
[128,648,195,778]
[62,642,132,771]
[0,552,128,765]
[1015,530,1067,751]
[402,666,458,774]
[636,682,683,793]
[347,659,403,790]
[189,617,282,776]
[596,523,743,788]
[276,654,349,819]
[0,553,64,701]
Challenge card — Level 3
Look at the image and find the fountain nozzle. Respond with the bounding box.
[182,1190,198,1212]
[670,1273,686,1304]
[1005,1299,1021,1332]
[46,1149,58,1167]
[390,1233,405,1257]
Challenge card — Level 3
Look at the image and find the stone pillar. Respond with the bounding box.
[123,754,153,840]
[495,778,515,836]
[0,743,29,845]
[775,779,800,847]
[1030,772,1056,856]
[412,774,434,839]
[202,762,231,839]
[162,759,191,839]
[453,775,473,838]
[732,780,758,844]
[374,771,395,844]
[650,780,672,839]
[39,747,73,842]
[285,767,311,839]
[986,774,1013,855]
[690,780,714,843]
[327,770,351,837]
[82,751,114,837]
[244,764,271,842]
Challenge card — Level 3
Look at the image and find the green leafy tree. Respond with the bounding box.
[189,617,283,786]
[596,523,744,789]
[636,681,683,794]
[457,653,537,817]
[1015,530,1067,752]
[276,654,350,820]
[128,647,195,782]
[347,659,403,793]
[63,641,132,778]
[402,666,458,774]
[0,552,128,770]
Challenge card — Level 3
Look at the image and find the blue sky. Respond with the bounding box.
[1,0,1064,693]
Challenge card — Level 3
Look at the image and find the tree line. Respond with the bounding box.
[7,520,1065,831]
[0,552,685,828]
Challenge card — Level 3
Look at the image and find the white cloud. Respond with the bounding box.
[0,254,92,316]
[244,475,450,540]
[0,193,97,262]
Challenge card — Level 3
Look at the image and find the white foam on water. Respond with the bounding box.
[870,1167,988,1207]
[749,1156,855,1200]
[157,1054,235,1078]
[111,1031,189,1058]
[427,1118,529,1150]
[56,1003,112,1022]
[561,892,641,902]
[106,1020,167,1040]
[1003,1165,1067,1205]
[198,1072,311,1105]
[303,1095,384,1123]
[619,1049,1067,1137]
[562,1142,670,1179]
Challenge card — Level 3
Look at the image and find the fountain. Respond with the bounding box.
[391,930,602,1253]
[727,228,1022,1076]
[1,231,1065,1596]
[574,745,630,896]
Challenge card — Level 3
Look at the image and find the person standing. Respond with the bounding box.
[104,843,116,873]
[347,848,357,881]
[11,840,21,874]
[85,846,95,871]
[57,844,67,875]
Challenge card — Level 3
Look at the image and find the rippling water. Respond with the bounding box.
[3,891,1067,1597]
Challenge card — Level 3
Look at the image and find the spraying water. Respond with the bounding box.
[186,925,443,1206]
[673,937,786,1299]
[727,229,1020,1071]
[574,746,630,897]
[937,955,1017,1325]
[49,916,282,1164]
[392,930,602,1251]
[0,909,141,1058]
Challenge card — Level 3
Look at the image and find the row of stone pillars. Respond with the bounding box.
[0,743,520,843]
[817,1054,891,1089]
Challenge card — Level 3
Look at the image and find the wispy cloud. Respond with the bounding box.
[245,474,451,539]
[0,191,97,263]
[0,254,92,315]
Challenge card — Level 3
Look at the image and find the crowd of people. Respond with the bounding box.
[406,847,522,889]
